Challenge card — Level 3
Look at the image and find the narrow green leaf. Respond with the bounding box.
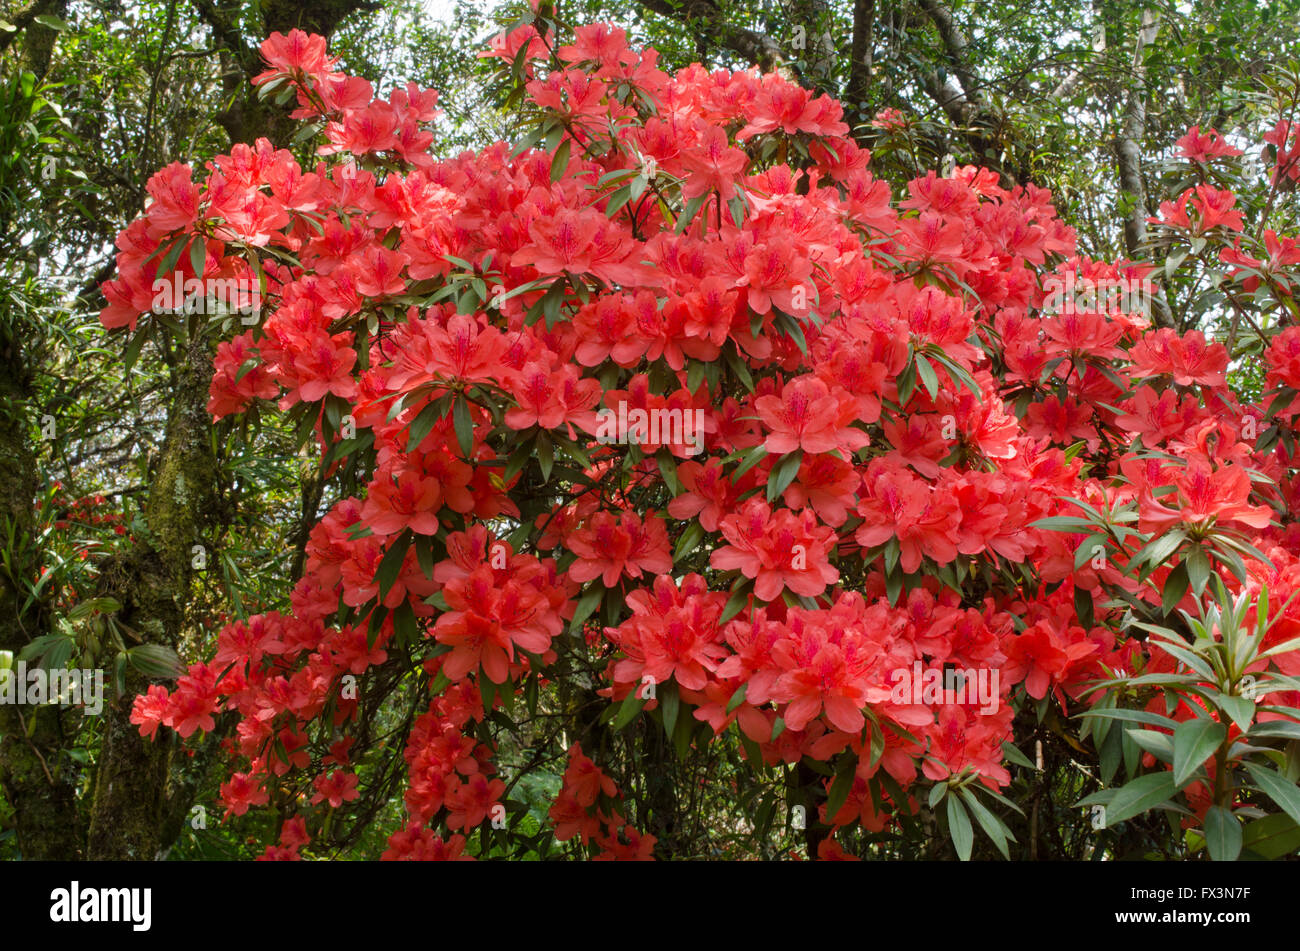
[1162,561,1190,616]
[660,677,679,738]
[825,760,857,821]
[1246,763,1300,828]
[1185,547,1210,596]
[673,522,705,564]
[1219,693,1255,733]
[537,431,554,483]
[1203,806,1242,861]
[452,397,474,457]
[406,400,443,452]
[375,531,413,601]
[189,238,205,280]
[570,585,603,632]
[915,353,940,400]
[960,786,1013,859]
[946,793,974,860]
[610,688,647,731]
[550,138,571,182]
[1104,771,1178,826]
[766,449,803,502]
[126,644,185,679]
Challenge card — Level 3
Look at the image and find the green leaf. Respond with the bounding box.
[158,235,188,278]
[882,537,900,575]
[537,431,554,484]
[656,451,682,495]
[725,682,748,714]
[1001,741,1036,770]
[1219,693,1255,733]
[375,531,412,601]
[1162,562,1190,615]
[414,533,435,579]
[672,700,694,758]
[610,688,647,731]
[1247,720,1300,742]
[960,787,1013,859]
[392,601,418,645]
[719,584,750,622]
[885,566,903,606]
[932,351,982,397]
[189,238,206,280]
[1203,806,1242,861]
[725,347,754,392]
[1074,585,1094,629]
[896,360,917,406]
[673,522,705,564]
[1075,535,1107,571]
[540,278,566,328]
[1241,812,1300,859]
[524,675,539,717]
[1104,771,1178,826]
[1173,717,1225,788]
[122,324,151,373]
[946,793,974,860]
[479,673,498,711]
[728,194,745,228]
[1246,763,1300,828]
[915,354,940,400]
[1185,547,1210,596]
[606,182,636,218]
[676,194,706,234]
[569,585,603,632]
[1133,529,1187,576]
[825,760,857,820]
[1128,728,1175,765]
[731,444,767,482]
[427,668,451,697]
[1146,635,1217,680]
[504,440,533,483]
[660,678,679,738]
[550,138,571,182]
[927,782,948,810]
[126,644,185,680]
[773,309,807,354]
[766,450,803,503]
[406,400,443,452]
[686,358,705,394]
[452,397,475,457]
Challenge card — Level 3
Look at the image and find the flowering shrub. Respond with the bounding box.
[99,11,1300,860]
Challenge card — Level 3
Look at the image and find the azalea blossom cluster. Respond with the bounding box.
[104,15,1300,858]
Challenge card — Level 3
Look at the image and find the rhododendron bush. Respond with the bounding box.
[98,11,1300,861]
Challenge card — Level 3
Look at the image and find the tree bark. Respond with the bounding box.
[1113,8,1175,328]
[86,334,220,860]
[845,0,875,130]
[0,326,82,859]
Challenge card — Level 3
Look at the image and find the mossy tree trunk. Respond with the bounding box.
[0,322,83,859]
[87,334,221,859]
